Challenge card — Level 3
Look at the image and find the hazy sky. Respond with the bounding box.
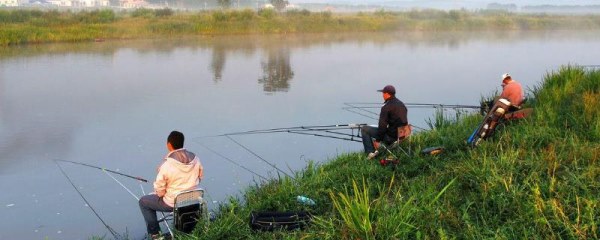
[292,0,600,7]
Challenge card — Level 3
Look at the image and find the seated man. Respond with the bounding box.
[481,73,526,117]
[500,73,524,109]
[139,131,204,239]
[499,73,530,119]
[360,85,408,159]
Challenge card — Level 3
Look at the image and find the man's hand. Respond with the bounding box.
[373,140,380,150]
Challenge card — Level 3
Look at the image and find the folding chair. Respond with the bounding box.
[379,124,412,161]
[159,188,208,237]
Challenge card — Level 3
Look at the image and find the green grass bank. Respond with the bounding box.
[179,66,599,239]
[3,8,600,46]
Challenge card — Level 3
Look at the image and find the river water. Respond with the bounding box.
[1,31,599,239]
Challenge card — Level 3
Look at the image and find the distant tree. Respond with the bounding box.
[218,0,231,9]
[487,3,517,11]
[270,0,288,11]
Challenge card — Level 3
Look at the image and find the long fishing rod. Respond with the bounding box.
[344,102,481,109]
[54,159,148,182]
[53,160,120,239]
[195,140,268,181]
[226,135,293,179]
[201,124,366,138]
[98,166,176,237]
[287,130,362,142]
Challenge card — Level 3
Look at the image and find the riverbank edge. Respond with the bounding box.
[3,9,600,46]
[180,65,599,239]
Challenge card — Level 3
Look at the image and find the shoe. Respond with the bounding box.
[149,233,166,240]
[367,150,379,160]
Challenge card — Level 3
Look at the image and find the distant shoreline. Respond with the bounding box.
[2,8,600,46]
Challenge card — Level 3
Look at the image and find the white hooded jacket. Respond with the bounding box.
[154,148,203,207]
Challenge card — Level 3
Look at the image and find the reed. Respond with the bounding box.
[4,9,600,46]
[174,65,599,239]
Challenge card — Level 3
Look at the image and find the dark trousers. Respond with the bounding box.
[139,194,173,235]
[361,126,395,154]
[361,125,379,153]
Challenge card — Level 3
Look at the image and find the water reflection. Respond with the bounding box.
[210,45,226,82]
[259,48,294,93]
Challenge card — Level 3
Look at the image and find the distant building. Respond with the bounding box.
[120,0,147,8]
[323,6,335,12]
[46,0,72,6]
[75,0,108,7]
[45,0,108,7]
[0,0,19,6]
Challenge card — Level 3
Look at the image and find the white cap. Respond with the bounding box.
[502,73,511,80]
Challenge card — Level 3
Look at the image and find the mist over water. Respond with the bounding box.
[1,31,599,239]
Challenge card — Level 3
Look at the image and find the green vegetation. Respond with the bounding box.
[177,66,598,239]
[3,8,600,45]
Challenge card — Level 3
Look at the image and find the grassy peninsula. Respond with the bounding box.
[180,66,599,239]
[3,8,600,46]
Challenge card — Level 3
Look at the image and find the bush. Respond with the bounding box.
[130,8,155,18]
[211,10,229,21]
[76,10,116,23]
[155,8,174,17]
[258,8,276,19]
[285,9,310,16]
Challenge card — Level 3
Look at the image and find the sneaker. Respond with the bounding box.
[367,150,379,160]
[149,233,166,240]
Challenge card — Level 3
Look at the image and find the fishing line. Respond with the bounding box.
[103,170,140,201]
[342,107,378,120]
[582,65,600,68]
[54,159,148,182]
[226,135,293,179]
[53,160,120,239]
[195,140,268,181]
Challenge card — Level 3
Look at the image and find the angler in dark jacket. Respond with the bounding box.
[361,85,408,159]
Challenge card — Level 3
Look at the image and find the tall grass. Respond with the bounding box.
[175,66,599,239]
[328,178,375,239]
[4,9,600,45]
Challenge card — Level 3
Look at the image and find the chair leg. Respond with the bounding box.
[160,212,174,237]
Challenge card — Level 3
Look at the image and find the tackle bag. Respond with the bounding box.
[249,211,311,231]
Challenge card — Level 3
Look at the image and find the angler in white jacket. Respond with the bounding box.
[139,131,204,239]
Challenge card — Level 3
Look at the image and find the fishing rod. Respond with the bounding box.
[98,165,176,237]
[56,159,179,237]
[287,130,362,142]
[53,160,121,239]
[54,159,148,182]
[194,140,268,181]
[200,124,366,138]
[344,102,482,109]
[226,135,293,179]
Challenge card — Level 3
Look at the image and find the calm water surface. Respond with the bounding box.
[1,31,599,239]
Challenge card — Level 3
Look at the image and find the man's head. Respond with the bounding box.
[501,73,512,86]
[377,85,396,100]
[167,130,185,151]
